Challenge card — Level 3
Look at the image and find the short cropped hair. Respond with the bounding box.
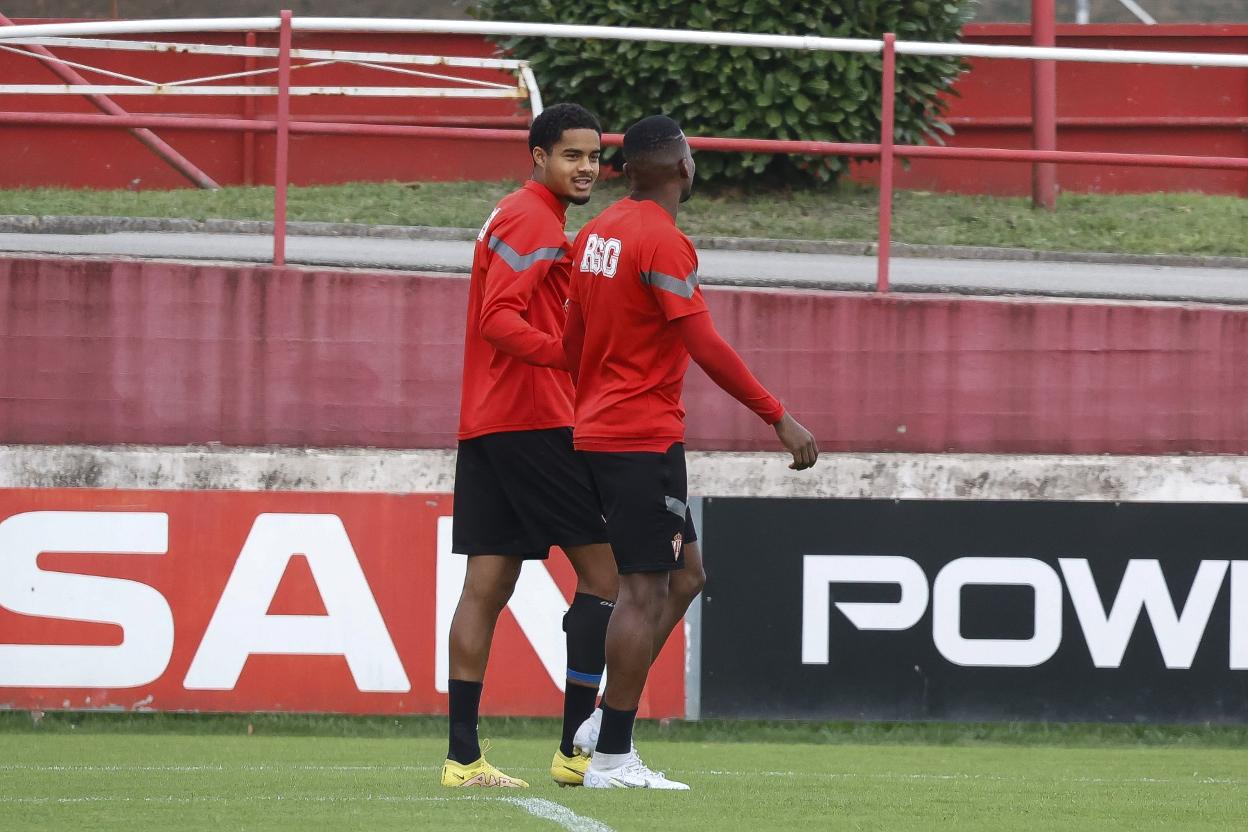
[622,114,685,162]
[528,103,602,153]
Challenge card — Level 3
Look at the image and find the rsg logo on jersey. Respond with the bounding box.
[802,555,1247,670]
[578,233,621,278]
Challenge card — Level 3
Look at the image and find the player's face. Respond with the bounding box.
[540,128,601,206]
[678,140,696,204]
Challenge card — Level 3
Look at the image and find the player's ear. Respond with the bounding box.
[677,157,693,181]
[531,145,547,170]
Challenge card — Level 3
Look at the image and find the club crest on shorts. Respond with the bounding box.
[671,532,683,560]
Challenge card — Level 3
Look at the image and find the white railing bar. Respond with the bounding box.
[0,18,1245,70]
[0,42,157,86]
[0,18,283,39]
[344,59,517,90]
[0,84,527,98]
[4,37,528,70]
[160,59,337,88]
[897,41,1248,67]
[519,64,543,116]
[296,18,882,53]
[0,18,877,52]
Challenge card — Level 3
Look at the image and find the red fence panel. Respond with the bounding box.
[851,24,1248,196]
[3,256,1247,455]
[1,22,1244,194]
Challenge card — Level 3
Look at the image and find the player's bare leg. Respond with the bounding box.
[583,572,689,789]
[602,571,667,709]
[442,555,529,788]
[563,542,618,602]
[574,541,703,757]
[653,540,705,657]
[448,555,523,682]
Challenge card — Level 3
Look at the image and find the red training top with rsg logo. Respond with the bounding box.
[458,180,575,440]
[569,197,709,452]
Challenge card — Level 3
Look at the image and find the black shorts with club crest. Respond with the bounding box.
[452,427,609,559]
[581,442,698,574]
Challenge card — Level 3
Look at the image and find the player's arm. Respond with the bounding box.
[673,312,819,470]
[478,231,568,370]
[562,299,586,385]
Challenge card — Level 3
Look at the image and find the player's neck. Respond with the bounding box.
[626,188,680,221]
[528,173,570,207]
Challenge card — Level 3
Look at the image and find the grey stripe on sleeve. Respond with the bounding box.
[488,235,565,271]
[641,269,699,299]
[664,495,687,518]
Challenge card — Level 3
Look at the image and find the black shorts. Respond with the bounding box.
[582,443,698,574]
[452,427,609,559]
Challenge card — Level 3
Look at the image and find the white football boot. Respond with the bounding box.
[583,749,690,790]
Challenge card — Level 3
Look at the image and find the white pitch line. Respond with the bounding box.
[498,796,614,832]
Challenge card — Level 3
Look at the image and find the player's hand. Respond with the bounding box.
[774,412,818,470]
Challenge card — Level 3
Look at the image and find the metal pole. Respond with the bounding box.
[0,12,219,189]
[1116,0,1158,25]
[1076,0,1090,24]
[1031,0,1058,210]
[273,10,292,267]
[877,33,896,293]
[243,31,257,186]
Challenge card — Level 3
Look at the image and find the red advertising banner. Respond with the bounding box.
[0,489,685,718]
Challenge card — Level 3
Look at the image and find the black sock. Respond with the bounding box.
[447,679,483,764]
[560,683,599,757]
[560,593,613,757]
[596,702,637,756]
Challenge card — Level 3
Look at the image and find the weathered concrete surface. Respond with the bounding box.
[4,444,1248,502]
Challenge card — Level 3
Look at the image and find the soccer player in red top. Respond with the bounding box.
[442,103,620,789]
[565,115,818,790]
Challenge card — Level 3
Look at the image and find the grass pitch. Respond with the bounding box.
[3,179,1246,258]
[1,715,1244,831]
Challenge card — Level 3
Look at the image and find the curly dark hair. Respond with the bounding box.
[528,102,602,153]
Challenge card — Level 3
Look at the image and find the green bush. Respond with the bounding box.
[474,0,978,185]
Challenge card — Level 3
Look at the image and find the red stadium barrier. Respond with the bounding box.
[4,255,1246,456]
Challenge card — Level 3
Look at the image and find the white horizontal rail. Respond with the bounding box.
[0,84,525,98]
[5,36,528,70]
[0,42,156,84]
[0,17,1246,69]
[900,41,1248,67]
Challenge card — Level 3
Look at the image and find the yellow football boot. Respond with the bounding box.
[441,745,529,788]
[550,749,590,787]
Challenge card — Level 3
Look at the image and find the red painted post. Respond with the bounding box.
[1031,0,1058,210]
[877,33,897,294]
[243,31,257,187]
[273,10,293,267]
[0,12,220,190]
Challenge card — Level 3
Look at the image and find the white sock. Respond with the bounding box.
[589,750,630,771]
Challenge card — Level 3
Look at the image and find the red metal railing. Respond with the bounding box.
[2,13,1247,292]
[272,9,292,267]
